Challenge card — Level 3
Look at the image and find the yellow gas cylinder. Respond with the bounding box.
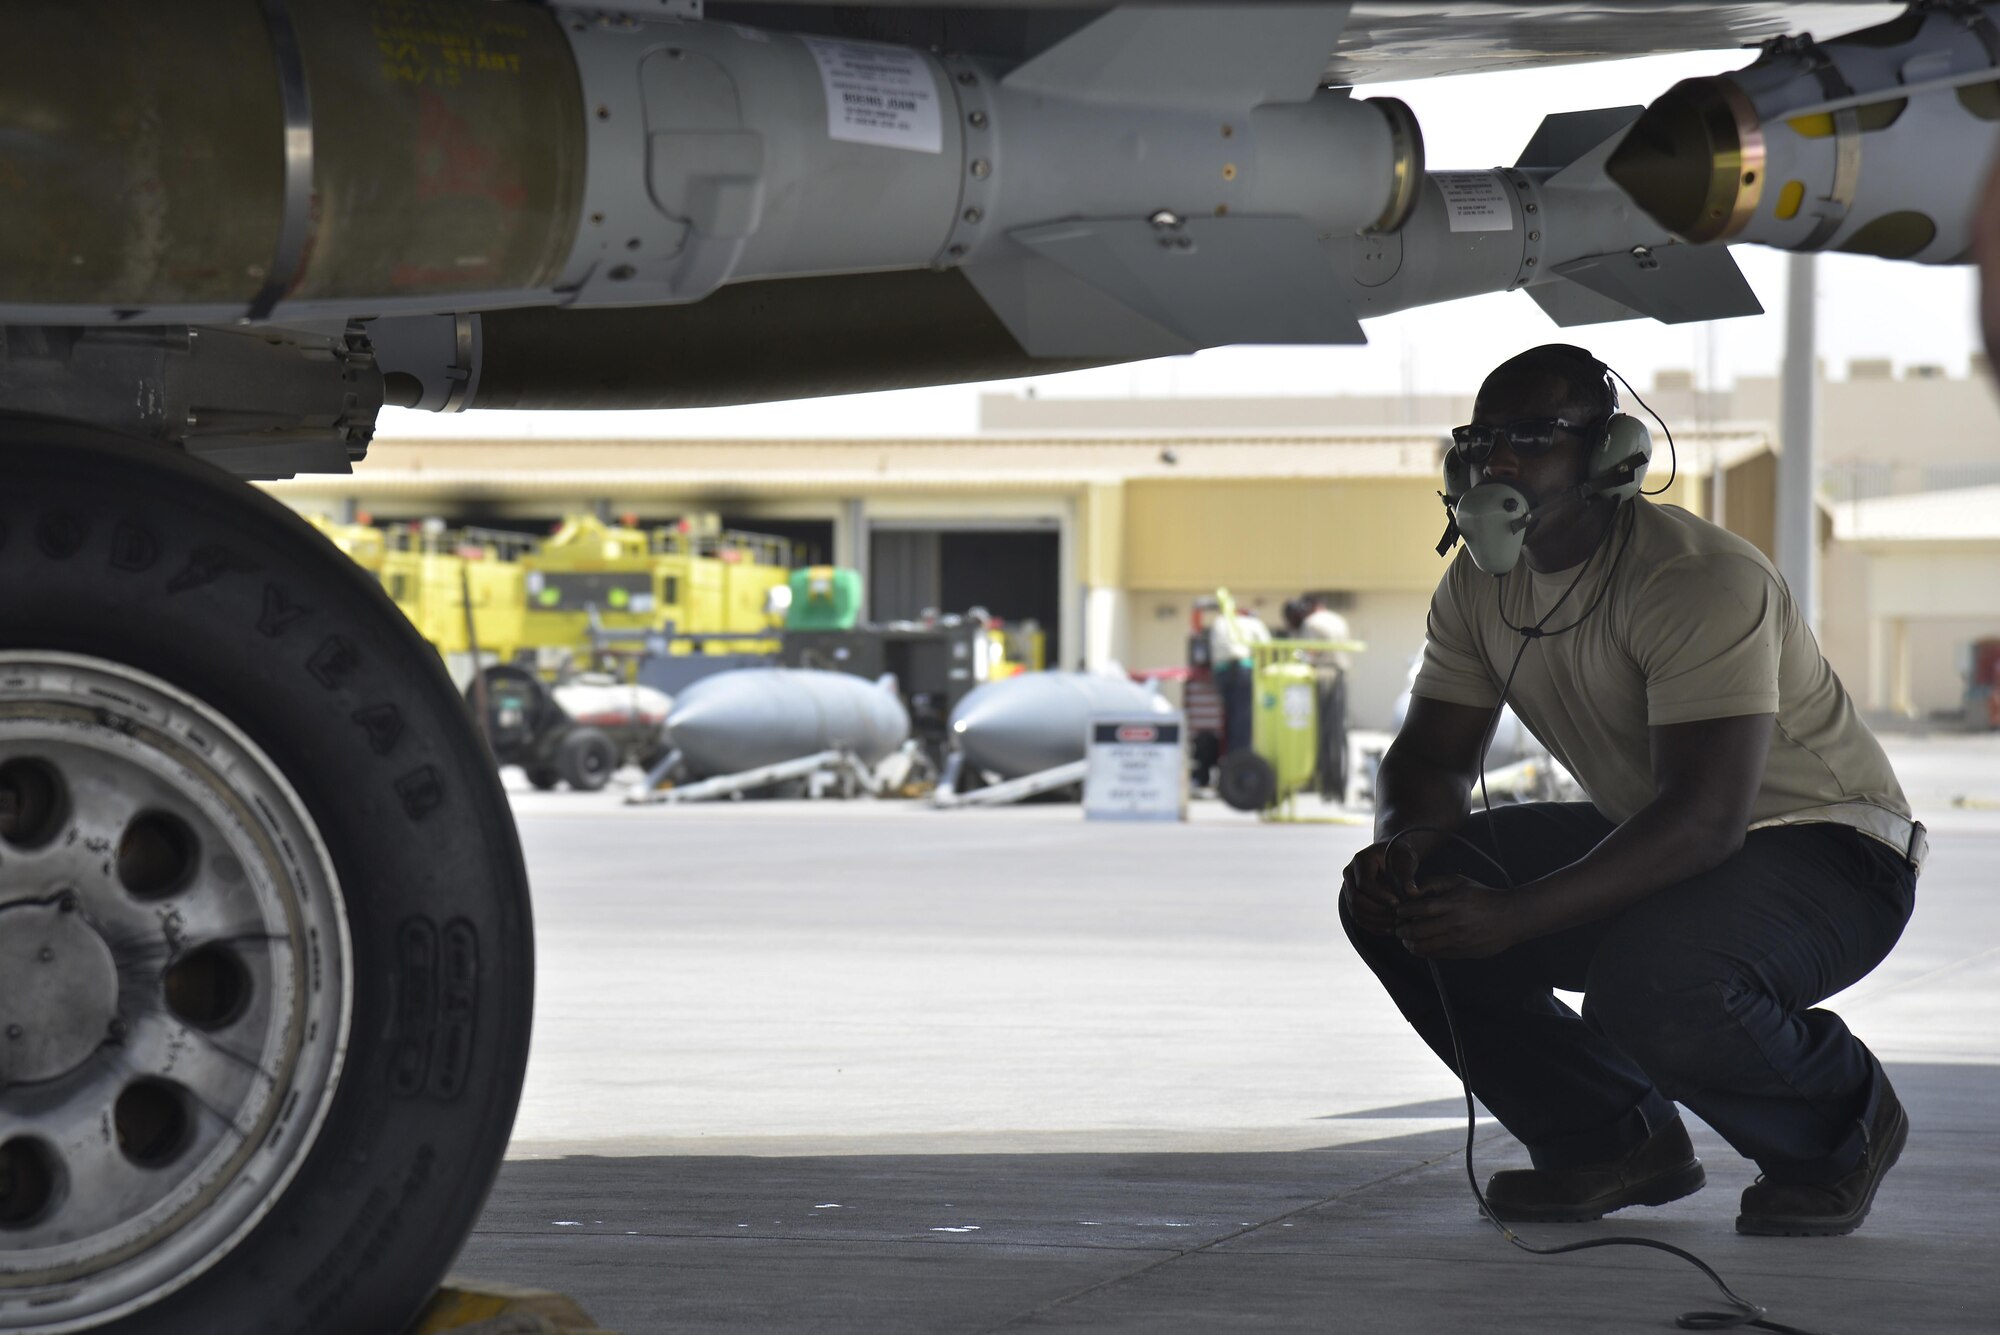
[1252,645,1320,803]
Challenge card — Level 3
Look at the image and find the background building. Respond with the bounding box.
[267,362,2000,730]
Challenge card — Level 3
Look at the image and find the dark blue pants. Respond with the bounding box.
[1216,662,1253,755]
[1341,803,1916,1183]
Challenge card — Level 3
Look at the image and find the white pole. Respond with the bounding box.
[1777,252,1820,631]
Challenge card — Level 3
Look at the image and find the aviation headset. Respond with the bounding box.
[1436,345,1658,576]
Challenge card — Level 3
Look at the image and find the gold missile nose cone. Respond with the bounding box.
[1606,77,1764,244]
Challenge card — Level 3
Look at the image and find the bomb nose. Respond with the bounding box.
[1606,76,1762,244]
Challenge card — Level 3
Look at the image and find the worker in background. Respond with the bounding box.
[1299,595,1353,667]
[1209,588,1268,756]
[1284,594,1351,800]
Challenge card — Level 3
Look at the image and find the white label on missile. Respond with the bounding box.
[1436,172,1514,233]
[803,38,942,154]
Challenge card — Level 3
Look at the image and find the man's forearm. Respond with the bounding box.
[1373,751,1473,863]
[1510,796,1742,939]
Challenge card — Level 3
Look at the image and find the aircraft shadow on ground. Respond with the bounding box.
[455,1062,1996,1334]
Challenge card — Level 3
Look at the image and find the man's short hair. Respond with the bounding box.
[1480,344,1618,426]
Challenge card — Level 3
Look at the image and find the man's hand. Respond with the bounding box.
[1341,839,1420,934]
[1394,875,1530,959]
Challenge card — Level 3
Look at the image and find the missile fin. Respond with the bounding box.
[1516,107,1644,180]
[1001,4,1352,106]
[965,252,1198,360]
[1550,243,1763,325]
[1526,279,1644,329]
[974,216,1365,357]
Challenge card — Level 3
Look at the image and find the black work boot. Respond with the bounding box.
[1483,1116,1705,1223]
[1736,1080,1909,1237]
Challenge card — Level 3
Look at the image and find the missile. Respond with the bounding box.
[1326,105,1765,333]
[388,106,1767,414]
[665,667,908,779]
[1608,3,2000,262]
[951,673,1174,780]
[0,1,1417,351]
[0,1,1770,442]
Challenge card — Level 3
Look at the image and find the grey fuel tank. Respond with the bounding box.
[951,673,1174,779]
[666,668,910,778]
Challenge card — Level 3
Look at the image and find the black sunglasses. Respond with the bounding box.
[1449,418,1577,463]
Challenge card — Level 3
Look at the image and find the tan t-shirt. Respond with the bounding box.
[1412,499,1911,848]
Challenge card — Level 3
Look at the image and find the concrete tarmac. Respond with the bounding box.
[452,734,2000,1333]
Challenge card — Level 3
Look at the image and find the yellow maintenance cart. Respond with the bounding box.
[1217,637,1366,821]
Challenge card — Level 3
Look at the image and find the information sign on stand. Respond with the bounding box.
[1083,712,1187,822]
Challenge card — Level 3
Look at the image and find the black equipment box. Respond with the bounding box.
[782,623,985,758]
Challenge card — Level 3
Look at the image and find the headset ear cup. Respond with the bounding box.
[1443,447,1472,503]
[1590,413,1652,500]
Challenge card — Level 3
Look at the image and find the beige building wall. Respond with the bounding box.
[1123,477,1448,595]
[983,361,2000,488]
[1826,483,2000,719]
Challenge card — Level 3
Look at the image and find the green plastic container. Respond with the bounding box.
[785,566,864,631]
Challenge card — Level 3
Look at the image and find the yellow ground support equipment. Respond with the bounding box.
[298,509,796,669]
[520,513,656,651]
[519,514,792,661]
[1218,638,1367,823]
[717,545,793,634]
[377,525,529,661]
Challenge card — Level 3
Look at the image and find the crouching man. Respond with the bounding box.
[1341,345,1921,1236]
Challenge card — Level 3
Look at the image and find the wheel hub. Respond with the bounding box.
[0,653,350,1334]
[0,898,118,1085]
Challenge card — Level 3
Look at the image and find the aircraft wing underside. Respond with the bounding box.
[703,2,1908,83]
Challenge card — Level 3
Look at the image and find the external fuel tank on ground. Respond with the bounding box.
[950,673,1175,781]
[664,667,909,780]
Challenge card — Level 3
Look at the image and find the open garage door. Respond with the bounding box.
[871,523,1062,664]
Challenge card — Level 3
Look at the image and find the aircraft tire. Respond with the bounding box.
[526,765,564,791]
[0,423,534,1335]
[555,727,618,792]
